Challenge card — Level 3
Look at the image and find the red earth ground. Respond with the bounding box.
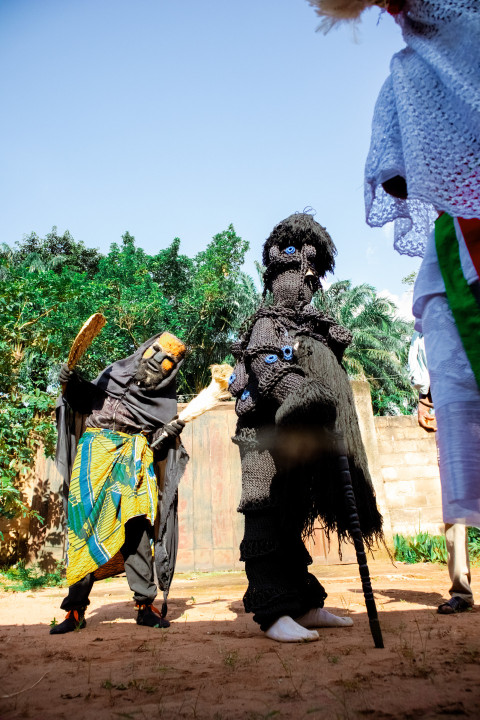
[1,560,479,720]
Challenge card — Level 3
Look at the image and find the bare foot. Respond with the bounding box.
[295,608,353,628]
[264,615,320,643]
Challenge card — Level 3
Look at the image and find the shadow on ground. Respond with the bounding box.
[1,562,479,720]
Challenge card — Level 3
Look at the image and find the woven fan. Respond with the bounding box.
[67,313,106,370]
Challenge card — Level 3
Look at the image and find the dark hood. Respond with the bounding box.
[93,334,182,430]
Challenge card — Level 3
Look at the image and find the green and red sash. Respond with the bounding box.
[435,213,480,389]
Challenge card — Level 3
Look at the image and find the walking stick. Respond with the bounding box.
[337,439,384,649]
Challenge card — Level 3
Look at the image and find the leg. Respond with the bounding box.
[50,573,94,634]
[242,509,339,642]
[122,516,169,628]
[438,523,474,613]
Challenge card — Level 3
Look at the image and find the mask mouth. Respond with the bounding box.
[304,267,318,292]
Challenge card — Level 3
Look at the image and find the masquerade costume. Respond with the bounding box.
[229,214,383,635]
[53,333,188,632]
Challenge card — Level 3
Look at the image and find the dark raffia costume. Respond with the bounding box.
[54,333,188,631]
[229,214,383,631]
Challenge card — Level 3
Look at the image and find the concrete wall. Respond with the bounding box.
[1,382,444,571]
[375,415,443,536]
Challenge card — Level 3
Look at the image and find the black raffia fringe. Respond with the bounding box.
[283,334,385,555]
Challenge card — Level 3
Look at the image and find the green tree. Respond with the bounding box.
[176,225,252,393]
[0,224,256,521]
[0,246,64,520]
[14,227,101,275]
[314,280,415,415]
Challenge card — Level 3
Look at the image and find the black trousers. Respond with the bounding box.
[241,509,327,631]
[61,516,157,611]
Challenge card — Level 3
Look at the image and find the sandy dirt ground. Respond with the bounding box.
[1,560,479,720]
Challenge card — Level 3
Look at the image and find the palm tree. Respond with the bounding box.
[314,280,415,415]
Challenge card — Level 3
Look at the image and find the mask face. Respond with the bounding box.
[135,333,186,389]
[270,244,319,308]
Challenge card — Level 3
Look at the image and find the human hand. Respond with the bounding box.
[59,363,74,385]
[418,398,437,432]
[162,419,185,438]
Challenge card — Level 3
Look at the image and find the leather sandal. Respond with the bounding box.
[437,596,472,614]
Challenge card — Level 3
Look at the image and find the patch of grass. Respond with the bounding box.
[394,619,433,679]
[0,561,66,592]
[223,650,240,670]
[394,528,480,565]
[273,649,303,699]
[394,532,447,564]
[128,679,155,694]
[334,677,364,692]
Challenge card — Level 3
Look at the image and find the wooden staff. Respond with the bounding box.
[337,438,384,649]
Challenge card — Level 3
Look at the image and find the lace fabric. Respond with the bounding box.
[365,0,480,256]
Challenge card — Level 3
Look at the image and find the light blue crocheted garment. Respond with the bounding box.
[365,0,480,257]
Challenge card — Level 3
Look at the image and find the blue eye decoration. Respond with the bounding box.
[228,373,236,385]
[284,246,296,255]
[282,345,293,360]
[241,390,250,401]
[265,354,278,364]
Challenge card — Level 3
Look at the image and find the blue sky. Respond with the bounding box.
[0,0,419,307]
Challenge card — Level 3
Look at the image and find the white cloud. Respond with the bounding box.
[378,288,414,322]
[381,222,395,243]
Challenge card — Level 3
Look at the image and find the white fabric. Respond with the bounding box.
[407,330,430,394]
[365,0,480,257]
[412,219,479,331]
[420,294,480,527]
[264,616,319,642]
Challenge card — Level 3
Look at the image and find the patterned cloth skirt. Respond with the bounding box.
[66,428,157,585]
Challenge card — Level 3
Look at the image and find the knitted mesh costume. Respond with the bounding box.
[230,213,383,629]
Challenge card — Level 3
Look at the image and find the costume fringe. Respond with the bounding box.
[287,335,384,552]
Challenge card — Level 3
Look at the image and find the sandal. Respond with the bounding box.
[437,596,472,614]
